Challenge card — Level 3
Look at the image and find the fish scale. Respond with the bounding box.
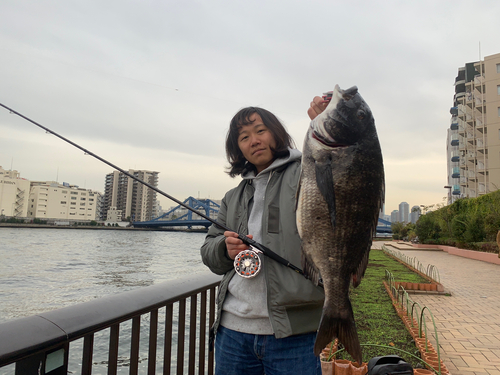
[296,85,384,364]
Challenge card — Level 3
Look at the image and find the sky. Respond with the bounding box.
[1,1,499,215]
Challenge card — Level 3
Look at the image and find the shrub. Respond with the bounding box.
[477,242,499,253]
[416,214,441,242]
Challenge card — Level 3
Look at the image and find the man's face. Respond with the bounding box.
[237,113,276,174]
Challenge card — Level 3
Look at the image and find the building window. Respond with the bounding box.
[81,198,86,201]
[62,190,67,194]
[498,107,500,117]
[61,201,66,204]
[71,192,78,195]
[497,64,500,73]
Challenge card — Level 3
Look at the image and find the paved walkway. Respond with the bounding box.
[372,242,500,375]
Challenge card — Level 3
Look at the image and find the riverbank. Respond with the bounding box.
[0,223,208,232]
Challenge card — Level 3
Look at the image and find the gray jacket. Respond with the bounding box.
[200,159,324,342]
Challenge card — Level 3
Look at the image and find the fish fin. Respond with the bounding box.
[301,251,321,285]
[314,302,362,365]
[351,249,370,288]
[314,159,336,229]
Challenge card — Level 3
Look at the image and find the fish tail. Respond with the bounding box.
[314,303,362,364]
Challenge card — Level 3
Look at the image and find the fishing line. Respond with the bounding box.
[0,102,322,287]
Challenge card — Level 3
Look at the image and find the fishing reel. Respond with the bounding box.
[234,247,262,278]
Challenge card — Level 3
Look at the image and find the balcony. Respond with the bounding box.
[477,160,487,171]
[467,170,476,178]
[476,116,486,129]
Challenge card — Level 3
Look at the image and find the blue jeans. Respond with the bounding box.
[215,326,321,375]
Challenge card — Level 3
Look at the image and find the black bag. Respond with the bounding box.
[367,355,413,375]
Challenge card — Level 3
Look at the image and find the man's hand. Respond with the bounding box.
[307,96,328,120]
[224,231,253,260]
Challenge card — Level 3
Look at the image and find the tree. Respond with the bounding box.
[416,213,441,242]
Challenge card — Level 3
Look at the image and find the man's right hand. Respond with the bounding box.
[224,231,253,260]
[307,96,328,120]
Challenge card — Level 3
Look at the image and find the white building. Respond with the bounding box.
[410,205,421,224]
[448,53,500,201]
[398,202,409,223]
[0,166,30,217]
[106,206,122,222]
[390,210,399,223]
[27,182,100,221]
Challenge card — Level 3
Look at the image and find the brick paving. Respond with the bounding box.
[372,242,500,375]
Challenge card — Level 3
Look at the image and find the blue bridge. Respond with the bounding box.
[133,196,220,229]
[134,196,393,235]
[376,217,392,234]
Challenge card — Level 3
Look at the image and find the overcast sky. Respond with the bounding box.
[1,0,499,215]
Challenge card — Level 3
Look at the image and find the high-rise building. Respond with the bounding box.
[448,52,500,202]
[0,166,30,217]
[102,170,159,222]
[410,205,421,224]
[398,202,409,223]
[390,210,399,223]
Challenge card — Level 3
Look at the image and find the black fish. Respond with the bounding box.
[296,85,385,363]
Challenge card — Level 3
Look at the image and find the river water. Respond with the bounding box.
[0,227,211,374]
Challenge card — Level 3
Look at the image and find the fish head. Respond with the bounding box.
[310,85,376,149]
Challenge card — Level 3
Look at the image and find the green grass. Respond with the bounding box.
[333,249,426,367]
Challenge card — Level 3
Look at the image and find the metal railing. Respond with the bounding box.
[0,272,221,375]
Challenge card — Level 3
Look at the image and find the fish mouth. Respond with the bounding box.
[312,131,348,148]
[310,84,359,148]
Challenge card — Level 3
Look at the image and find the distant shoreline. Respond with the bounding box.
[0,223,208,233]
[0,223,390,238]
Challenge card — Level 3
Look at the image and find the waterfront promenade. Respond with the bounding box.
[372,241,500,375]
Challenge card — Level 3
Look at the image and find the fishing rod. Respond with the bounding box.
[0,102,323,287]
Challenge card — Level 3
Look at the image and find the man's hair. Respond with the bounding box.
[225,107,294,177]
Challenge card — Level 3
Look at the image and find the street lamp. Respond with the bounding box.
[444,185,452,205]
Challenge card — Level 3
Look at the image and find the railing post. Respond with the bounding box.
[81,334,94,375]
[15,344,68,375]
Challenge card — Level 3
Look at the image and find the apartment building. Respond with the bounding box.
[27,182,100,220]
[448,53,500,201]
[410,206,421,224]
[398,202,409,223]
[102,170,159,222]
[390,210,399,223]
[0,166,30,217]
